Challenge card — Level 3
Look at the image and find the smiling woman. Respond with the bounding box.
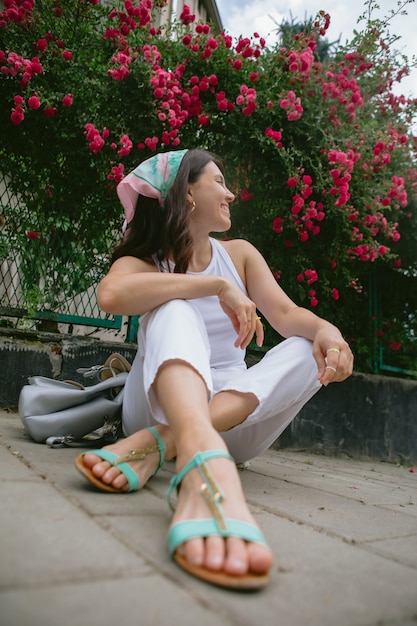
[74,147,353,591]
[186,161,235,246]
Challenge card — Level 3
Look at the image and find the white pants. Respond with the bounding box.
[122,300,322,463]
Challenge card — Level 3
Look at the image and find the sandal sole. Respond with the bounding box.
[174,553,269,590]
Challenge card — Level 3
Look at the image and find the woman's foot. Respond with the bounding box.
[169,443,274,583]
[79,425,175,492]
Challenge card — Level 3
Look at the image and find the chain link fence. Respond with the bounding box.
[0,171,136,341]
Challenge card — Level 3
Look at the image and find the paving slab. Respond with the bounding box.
[1,575,227,626]
[241,471,417,543]
[0,443,43,482]
[254,453,417,497]
[1,409,416,626]
[266,449,417,484]
[103,508,417,626]
[0,482,151,589]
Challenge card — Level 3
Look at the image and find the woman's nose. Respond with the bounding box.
[226,188,235,202]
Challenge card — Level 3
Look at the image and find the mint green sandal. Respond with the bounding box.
[166,450,270,590]
[74,426,166,493]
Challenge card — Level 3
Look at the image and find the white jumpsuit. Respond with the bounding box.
[122,238,321,463]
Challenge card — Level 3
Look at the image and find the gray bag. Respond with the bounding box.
[19,371,128,445]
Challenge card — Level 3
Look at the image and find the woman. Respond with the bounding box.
[75,148,353,590]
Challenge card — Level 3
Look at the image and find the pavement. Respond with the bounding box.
[0,408,416,626]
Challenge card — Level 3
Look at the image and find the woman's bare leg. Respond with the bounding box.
[153,359,273,576]
[210,389,259,431]
[81,381,257,491]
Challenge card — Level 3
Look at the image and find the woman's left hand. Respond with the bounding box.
[313,328,354,386]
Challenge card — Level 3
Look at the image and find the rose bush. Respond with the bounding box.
[0,0,416,373]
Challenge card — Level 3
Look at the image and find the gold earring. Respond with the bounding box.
[191,201,196,212]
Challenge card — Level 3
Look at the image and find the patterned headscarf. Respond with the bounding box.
[117,149,188,233]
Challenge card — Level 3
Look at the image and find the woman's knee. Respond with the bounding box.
[151,299,201,325]
[139,298,210,358]
[267,336,313,361]
[290,336,315,360]
[265,336,317,382]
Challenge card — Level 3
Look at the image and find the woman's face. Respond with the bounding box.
[188,161,235,233]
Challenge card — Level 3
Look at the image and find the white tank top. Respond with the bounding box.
[157,237,247,369]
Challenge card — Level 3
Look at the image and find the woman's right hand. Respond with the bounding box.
[217,280,264,349]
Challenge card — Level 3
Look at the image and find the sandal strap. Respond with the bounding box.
[113,426,166,475]
[147,426,166,475]
[81,427,166,492]
[168,519,268,557]
[113,446,159,464]
[166,449,234,514]
[166,449,270,586]
[81,449,140,492]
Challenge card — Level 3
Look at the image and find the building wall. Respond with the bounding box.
[172,0,223,32]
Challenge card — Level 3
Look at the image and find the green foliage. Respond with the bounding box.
[0,0,416,374]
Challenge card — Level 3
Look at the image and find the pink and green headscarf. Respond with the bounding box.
[117,149,188,233]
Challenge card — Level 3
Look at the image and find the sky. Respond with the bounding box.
[215,0,417,100]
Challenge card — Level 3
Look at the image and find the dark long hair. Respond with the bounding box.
[111,149,224,273]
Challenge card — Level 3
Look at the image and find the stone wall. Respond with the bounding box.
[276,372,417,464]
[0,329,136,409]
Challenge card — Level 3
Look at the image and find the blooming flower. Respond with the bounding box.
[236,85,257,115]
[115,134,132,156]
[265,128,283,148]
[309,289,318,307]
[107,163,125,183]
[28,95,41,109]
[197,114,210,126]
[388,341,401,351]
[43,107,57,117]
[179,5,195,25]
[272,217,283,233]
[280,91,303,121]
[11,105,24,124]
[144,136,158,151]
[305,269,318,284]
[241,189,253,201]
[36,38,48,51]
[62,94,73,107]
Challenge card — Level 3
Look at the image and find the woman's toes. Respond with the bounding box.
[84,458,127,489]
[180,535,272,576]
[183,537,205,567]
[82,453,102,471]
[247,541,274,574]
[223,536,249,575]
[99,465,126,488]
[204,535,225,571]
[109,469,128,490]
[91,459,111,479]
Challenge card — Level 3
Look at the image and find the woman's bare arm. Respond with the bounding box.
[224,239,354,385]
